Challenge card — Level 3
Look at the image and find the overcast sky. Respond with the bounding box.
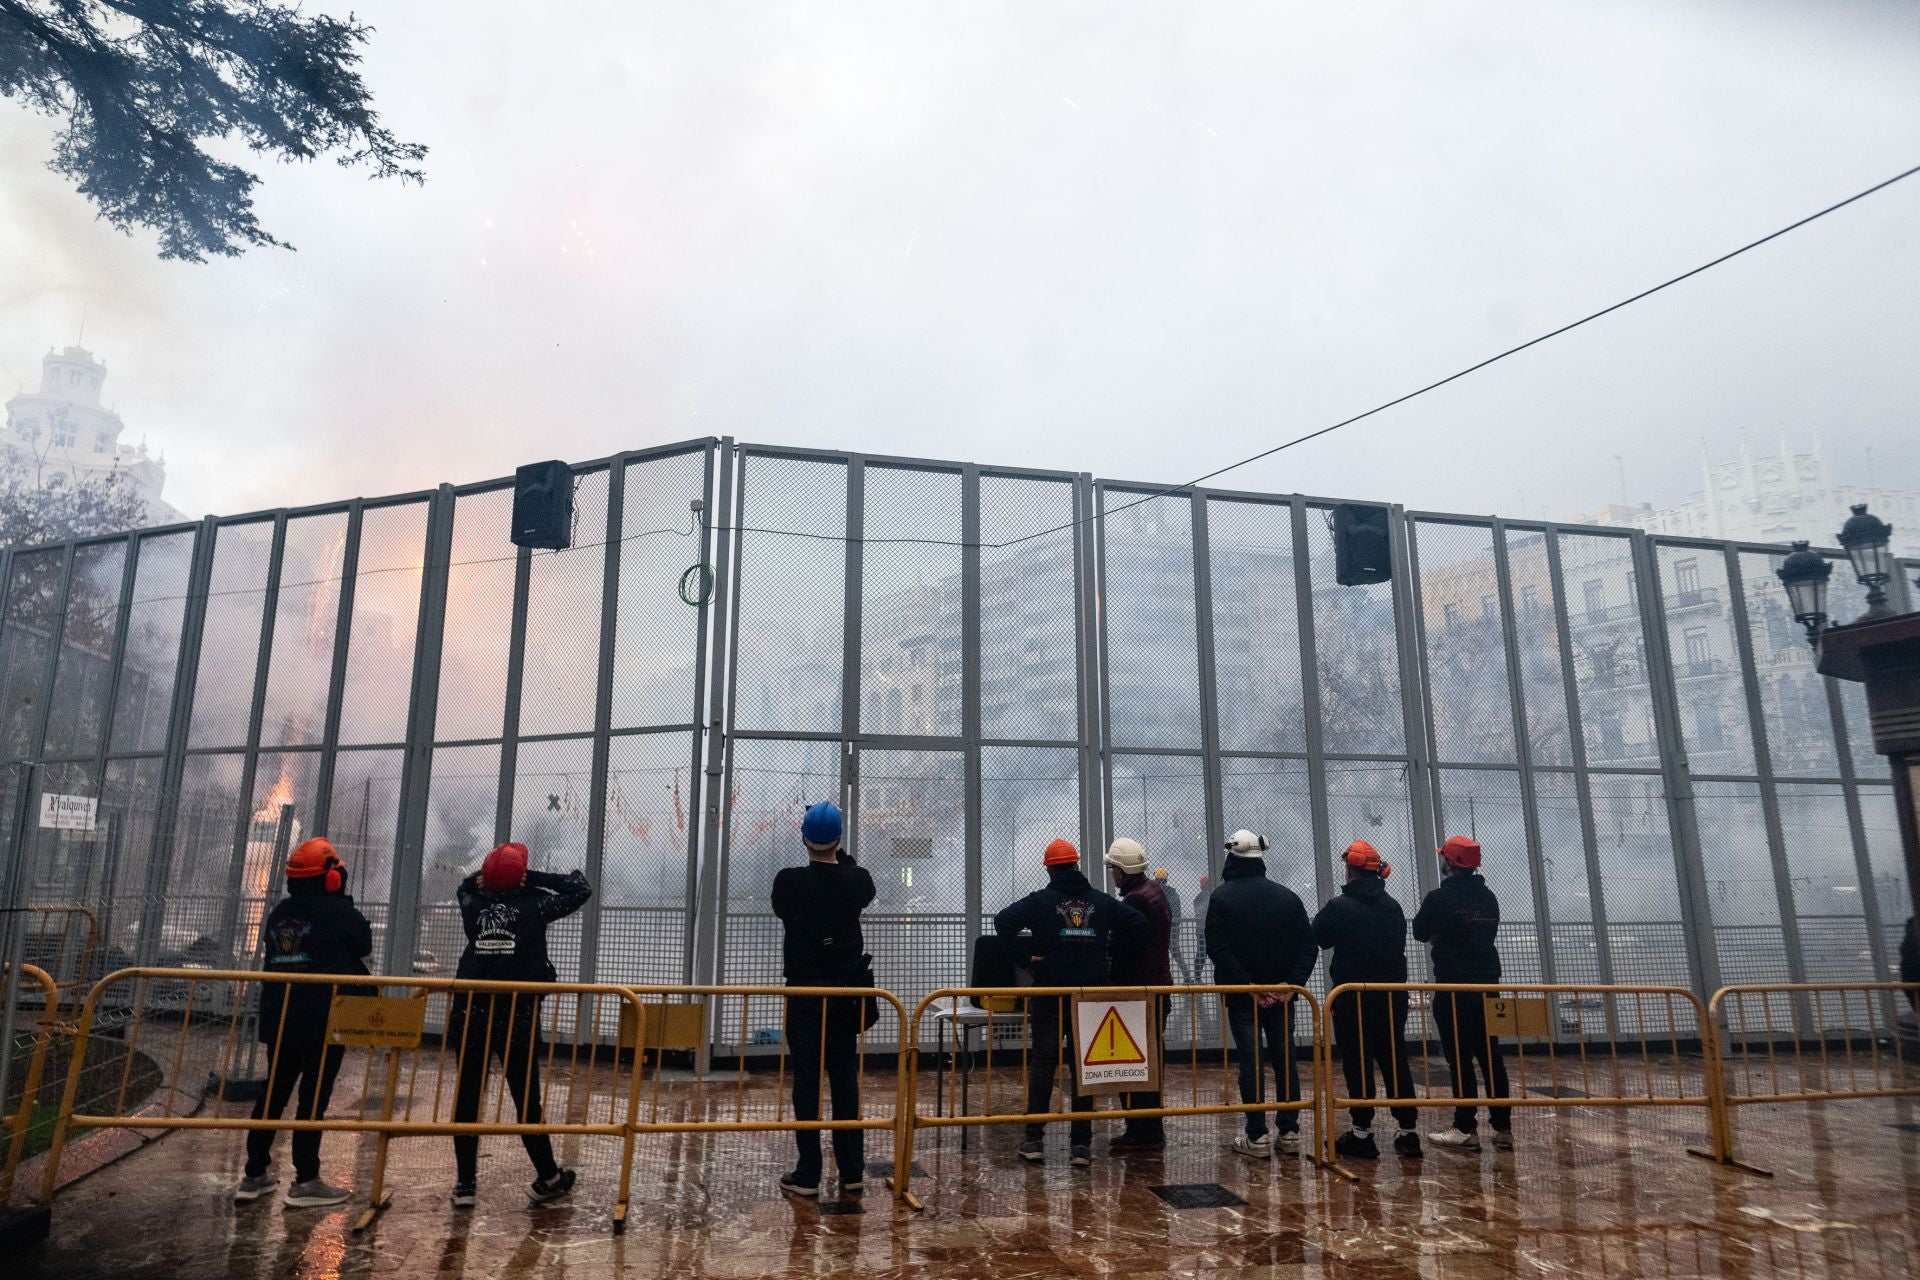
[1,0,1916,521]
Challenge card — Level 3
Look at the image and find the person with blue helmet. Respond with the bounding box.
[772,800,875,1199]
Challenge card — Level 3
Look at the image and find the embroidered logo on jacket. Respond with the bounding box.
[1055,899,1097,939]
[265,917,313,968]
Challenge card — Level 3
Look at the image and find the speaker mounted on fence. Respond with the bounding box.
[1332,502,1393,585]
[511,460,574,550]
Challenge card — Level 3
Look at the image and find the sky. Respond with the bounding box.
[1,0,1917,522]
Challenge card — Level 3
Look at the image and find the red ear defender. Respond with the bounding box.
[324,856,344,894]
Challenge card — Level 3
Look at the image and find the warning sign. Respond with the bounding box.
[1072,993,1159,1096]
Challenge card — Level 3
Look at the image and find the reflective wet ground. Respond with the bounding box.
[16,1090,1920,1278]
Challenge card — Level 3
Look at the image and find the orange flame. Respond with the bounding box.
[253,761,298,824]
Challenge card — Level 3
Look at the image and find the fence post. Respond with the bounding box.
[387,486,455,976]
[0,763,41,1120]
[1632,532,1721,998]
[137,517,218,966]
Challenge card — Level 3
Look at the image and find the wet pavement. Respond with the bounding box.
[15,1092,1920,1278]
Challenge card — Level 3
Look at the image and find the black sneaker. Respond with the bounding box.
[778,1169,821,1197]
[527,1168,576,1205]
[1393,1130,1424,1159]
[839,1174,865,1196]
[1069,1145,1092,1167]
[1334,1131,1379,1160]
[450,1183,477,1209]
[1018,1139,1045,1164]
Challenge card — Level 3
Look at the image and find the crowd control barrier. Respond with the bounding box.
[1709,981,1920,1173]
[901,984,1325,1200]
[26,970,1920,1219]
[1,963,61,1202]
[38,969,915,1226]
[1319,983,1725,1170]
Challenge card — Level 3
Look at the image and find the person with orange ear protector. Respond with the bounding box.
[1313,840,1421,1162]
[236,837,373,1208]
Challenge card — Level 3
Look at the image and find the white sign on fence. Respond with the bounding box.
[1072,993,1158,1095]
[39,792,97,831]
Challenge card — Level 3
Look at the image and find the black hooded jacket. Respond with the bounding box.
[1312,874,1409,987]
[455,868,592,984]
[1204,857,1317,1005]
[772,851,877,985]
[1412,871,1503,983]
[995,865,1148,987]
[257,877,374,1043]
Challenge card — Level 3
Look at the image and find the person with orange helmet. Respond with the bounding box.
[447,842,592,1209]
[994,837,1147,1167]
[1313,839,1421,1161]
[1414,835,1512,1152]
[234,837,372,1209]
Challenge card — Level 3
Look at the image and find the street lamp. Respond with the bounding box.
[1836,503,1895,621]
[1775,541,1832,646]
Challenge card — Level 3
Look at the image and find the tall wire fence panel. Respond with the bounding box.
[0,439,1912,1074]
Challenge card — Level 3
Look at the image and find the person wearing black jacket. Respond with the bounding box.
[1105,837,1171,1152]
[995,837,1148,1167]
[1412,836,1512,1151]
[235,838,372,1208]
[1206,830,1317,1159]
[772,801,877,1198]
[448,841,592,1209]
[1314,840,1421,1161]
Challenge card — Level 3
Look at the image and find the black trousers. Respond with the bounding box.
[1227,998,1301,1138]
[244,1038,345,1182]
[1025,995,1092,1144]
[1121,994,1170,1136]
[451,994,559,1185]
[786,996,864,1180]
[1433,991,1512,1133]
[1330,991,1418,1131]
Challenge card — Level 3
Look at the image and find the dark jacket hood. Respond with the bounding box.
[286,876,331,898]
[1343,873,1388,901]
[1047,865,1094,894]
[1222,857,1268,882]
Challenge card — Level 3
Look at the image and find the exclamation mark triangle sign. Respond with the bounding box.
[1084,1006,1146,1065]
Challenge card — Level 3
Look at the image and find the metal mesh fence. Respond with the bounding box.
[1,436,1910,1092]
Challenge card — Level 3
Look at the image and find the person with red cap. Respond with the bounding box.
[1413,835,1512,1151]
[994,837,1147,1167]
[234,837,372,1209]
[1314,839,1421,1161]
[448,842,592,1208]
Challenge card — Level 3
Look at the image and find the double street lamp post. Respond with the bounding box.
[1776,505,1920,932]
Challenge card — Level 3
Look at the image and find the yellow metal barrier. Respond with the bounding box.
[613,983,914,1205]
[40,969,649,1229]
[1319,983,1728,1171]
[2,963,61,1202]
[902,984,1325,1202]
[1709,981,1920,1173]
[37,970,916,1224]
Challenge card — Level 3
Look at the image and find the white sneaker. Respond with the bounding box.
[1274,1131,1301,1156]
[1428,1127,1480,1151]
[1231,1133,1273,1160]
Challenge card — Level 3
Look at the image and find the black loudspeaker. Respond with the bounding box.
[511,460,573,550]
[1332,503,1393,585]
